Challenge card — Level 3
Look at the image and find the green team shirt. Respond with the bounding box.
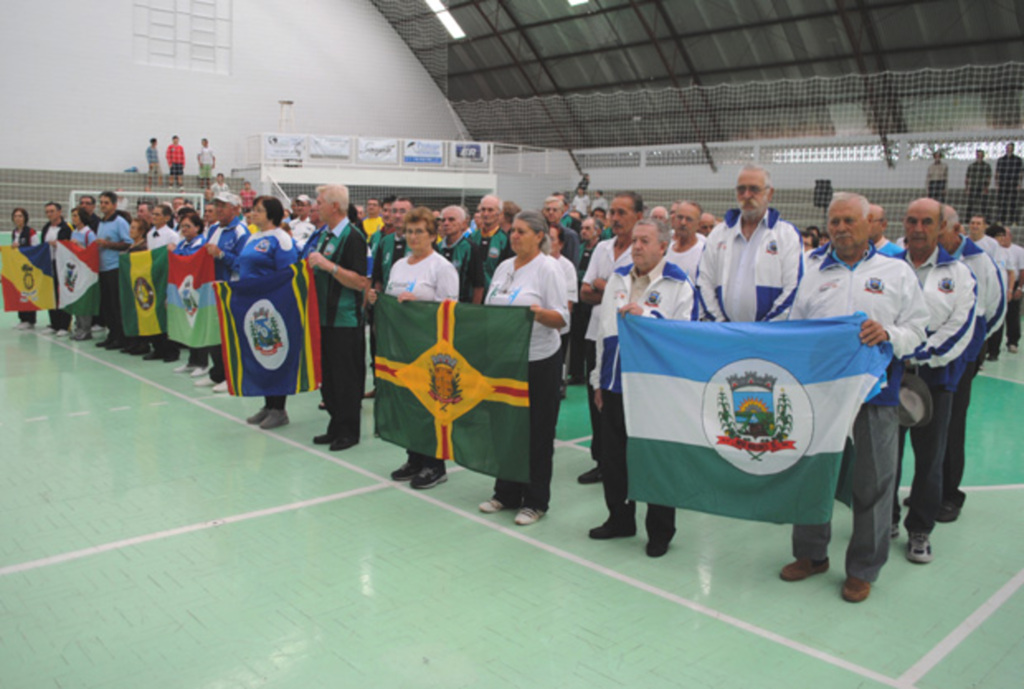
[372,232,406,290]
[439,236,485,303]
[468,227,512,287]
[314,221,366,328]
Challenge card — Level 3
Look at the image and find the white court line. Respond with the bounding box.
[29,334,989,688]
[0,483,390,577]
[24,416,49,423]
[977,371,1024,386]
[405,488,910,689]
[109,406,130,412]
[67,411,91,417]
[962,483,1024,492]
[898,566,1024,686]
[149,401,169,406]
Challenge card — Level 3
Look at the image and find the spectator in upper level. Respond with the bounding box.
[145,138,162,191]
[166,135,185,190]
[926,151,949,203]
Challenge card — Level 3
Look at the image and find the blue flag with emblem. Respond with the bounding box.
[618,315,891,525]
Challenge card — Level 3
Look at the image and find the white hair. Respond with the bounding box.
[829,192,870,219]
[443,205,467,222]
[316,184,349,210]
[739,164,773,189]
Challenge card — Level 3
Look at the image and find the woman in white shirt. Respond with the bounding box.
[548,223,578,398]
[367,207,459,489]
[479,210,569,526]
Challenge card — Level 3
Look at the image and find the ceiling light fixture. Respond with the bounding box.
[424,0,466,39]
[568,0,589,6]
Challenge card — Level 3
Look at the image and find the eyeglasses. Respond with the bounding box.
[735,185,765,195]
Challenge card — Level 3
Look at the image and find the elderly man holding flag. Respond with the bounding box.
[780,192,928,603]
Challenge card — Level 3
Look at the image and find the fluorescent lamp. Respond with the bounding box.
[423,0,466,40]
[437,10,466,39]
[568,0,589,5]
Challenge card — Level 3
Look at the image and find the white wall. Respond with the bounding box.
[0,0,463,173]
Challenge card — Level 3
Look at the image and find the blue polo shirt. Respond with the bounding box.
[97,214,132,271]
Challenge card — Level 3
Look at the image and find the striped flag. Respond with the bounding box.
[167,251,220,347]
[213,261,321,396]
[374,295,532,482]
[119,247,168,336]
[618,315,891,525]
[1,245,56,311]
[55,241,100,316]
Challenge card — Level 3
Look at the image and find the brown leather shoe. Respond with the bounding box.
[841,576,871,603]
[780,557,829,582]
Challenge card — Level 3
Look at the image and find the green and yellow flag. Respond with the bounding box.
[374,295,532,482]
[119,246,168,336]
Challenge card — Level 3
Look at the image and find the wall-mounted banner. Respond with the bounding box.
[310,136,352,159]
[358,138,399,164]
[403,140,444,165]
[451,142,489,165]
[264,134,305,160]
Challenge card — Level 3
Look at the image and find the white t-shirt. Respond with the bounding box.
[290,218,316,249]
[486,253,569,361]
[555,253,578,335]
[198,147,215,166]
[147,225,181,250]
[665,233,706,281]
[582,237,633,340]
[385,250,459,303]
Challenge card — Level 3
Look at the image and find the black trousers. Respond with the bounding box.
[264,395,286,410]
[965,191,986,221]
[1007,298,1021,347]
[568,303,592,381]
[321,326,364,441]
[18,311,36,324]
[493,350,562,513]
[986,326,1004,358]
[206,345,225,383]
[942,357,980,509]
[894,388,954,534]
[584,340,601,463]
[927,181,947,203]
[996,187,1019,225]
[598,390,675,543]
[99,269,124,344]
[48,260,71,330]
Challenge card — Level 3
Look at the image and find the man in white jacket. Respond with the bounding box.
[588,218,700,558]
[697,165,804,323]
[780,192,928,603]
[894,198,977,565]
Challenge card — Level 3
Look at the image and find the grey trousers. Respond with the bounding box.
[792,404,898,582]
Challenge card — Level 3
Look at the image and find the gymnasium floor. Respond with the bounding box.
[1,312,1022,689]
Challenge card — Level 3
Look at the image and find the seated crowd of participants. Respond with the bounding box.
[8,166,1021,603]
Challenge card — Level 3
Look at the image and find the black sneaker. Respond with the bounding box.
[390,461,422,482]
[411,466,447,489]
[936,502,961,523]
[577,466,603,484]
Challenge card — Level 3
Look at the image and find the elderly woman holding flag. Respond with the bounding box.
[366,206,459,488]
[478,209,568,526]
[171,210,209,374]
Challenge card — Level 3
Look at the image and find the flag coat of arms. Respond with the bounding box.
[214,261,321,396]
[55,241,100,316]
[618,315,891,525]
[374,295,532,482]
[167,251,220,347]
[1,245,56,311]
[119,246,168,336]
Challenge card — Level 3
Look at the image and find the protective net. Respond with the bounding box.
[450,63,1024,238]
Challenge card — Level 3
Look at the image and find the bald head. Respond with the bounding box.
[478,195,502,232]
[867,204,887,244]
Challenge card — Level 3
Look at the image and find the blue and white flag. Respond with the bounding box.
[619,315,891,524]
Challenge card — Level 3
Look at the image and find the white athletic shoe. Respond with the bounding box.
[194,377,215,388]
[190,366,211,378]
[91,325,105,333]
[41,326,56,335]
[55,329,69,338]
[212,381,229,393]
[15,322,32,330]
[173,363,197,374]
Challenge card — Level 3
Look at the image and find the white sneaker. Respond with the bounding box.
[41,326,56,334]
[91,325,105,333]
[212,381,229,393]
[194,377,215,388]
[1009,344,1019,354]
[478,499,506,514]
[55,329,69,338]
[173,363,196,373]
[15,322,32,330]
[514,508,545,526]
[190,366,211,378]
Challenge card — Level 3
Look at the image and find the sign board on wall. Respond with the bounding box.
[358,138,399,164]
[451,142,489,165]
[310,136,352,158]
[403,140,444,165]
[265,135,305,160]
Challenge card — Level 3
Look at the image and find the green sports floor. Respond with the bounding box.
[2,312,1022,689]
